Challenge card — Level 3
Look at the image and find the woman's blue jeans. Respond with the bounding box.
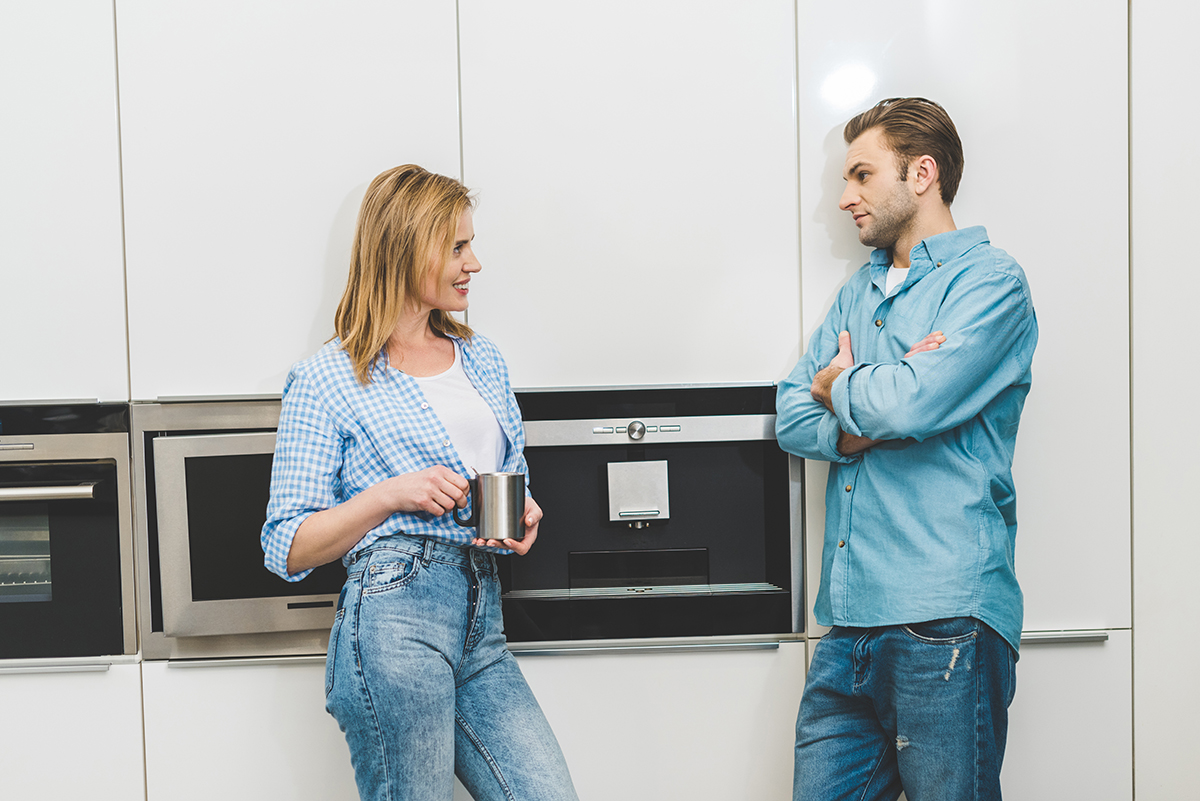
[794,618,1016,801]
[325,535,578,801]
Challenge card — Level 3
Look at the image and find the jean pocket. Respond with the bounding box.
[325,607,345,697]
[362,551,421,595]
[901,617,979,644]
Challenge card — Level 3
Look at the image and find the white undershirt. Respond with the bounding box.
[410,342,505,474]
[885,265,910,297]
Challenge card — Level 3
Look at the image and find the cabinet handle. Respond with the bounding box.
[0,483,97,502]
[0,655,138,674]
[511,641,781,657]
[1020,630,1111,645]
[0,664,111,675]
[167,655,327,669]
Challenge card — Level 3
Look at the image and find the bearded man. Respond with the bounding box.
[776,97,1038,801]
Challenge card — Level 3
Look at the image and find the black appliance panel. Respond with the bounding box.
[183,453,347,602]
[0,460,125,659]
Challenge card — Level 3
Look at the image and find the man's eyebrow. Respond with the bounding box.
[844,160,870,179]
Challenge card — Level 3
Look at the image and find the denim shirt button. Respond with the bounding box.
[875,319,883,327]
[838,540,846,548]
[845,484,852,492]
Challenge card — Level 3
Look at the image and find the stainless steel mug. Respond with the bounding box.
[453,471,526,541]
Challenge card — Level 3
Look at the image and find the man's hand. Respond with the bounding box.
[811,330,855,411]
[905,331,945,358]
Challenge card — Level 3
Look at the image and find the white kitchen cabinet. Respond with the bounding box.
[1130,2,1200,798]
[0,661,145,800]
[796,0,1131,634]
[0,2,128,403]
[141,660,357,801]
[495,642,807,801]
[117,0,462,400]
[1002,631,1132,799]
[458,0,801,389]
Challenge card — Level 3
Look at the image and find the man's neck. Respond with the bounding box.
[891,207,958,270]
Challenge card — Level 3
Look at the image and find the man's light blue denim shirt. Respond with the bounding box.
[776,226,1038,652]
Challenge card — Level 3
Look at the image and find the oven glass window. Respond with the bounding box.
[0,502,52,603]
[184,453,346,600]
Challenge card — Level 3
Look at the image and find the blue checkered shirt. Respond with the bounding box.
[262,334,528,581]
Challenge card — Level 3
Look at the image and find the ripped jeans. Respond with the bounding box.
[794,618,1016,801]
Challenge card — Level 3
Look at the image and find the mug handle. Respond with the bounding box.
[453,476,477,528]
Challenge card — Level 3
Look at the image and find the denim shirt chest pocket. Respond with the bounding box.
[362,551,422,595]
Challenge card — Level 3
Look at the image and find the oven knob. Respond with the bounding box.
[626,421,646,440]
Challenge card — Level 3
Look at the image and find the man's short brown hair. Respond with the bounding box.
[844,97,964,205]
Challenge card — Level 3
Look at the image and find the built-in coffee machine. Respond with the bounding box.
[505,384,802,648]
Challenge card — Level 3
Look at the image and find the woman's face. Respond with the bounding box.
[419,210,481,314]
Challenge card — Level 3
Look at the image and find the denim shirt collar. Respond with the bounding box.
[868,225,991,292]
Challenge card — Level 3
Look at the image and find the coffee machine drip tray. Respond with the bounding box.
[503,547,786,601]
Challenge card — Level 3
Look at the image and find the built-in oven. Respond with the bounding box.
[132,400,343,661]
[505,384,803,652]
[0,404,136,661]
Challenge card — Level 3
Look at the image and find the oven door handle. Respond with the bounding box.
[0,483,97,502]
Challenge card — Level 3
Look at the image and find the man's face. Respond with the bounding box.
[839,127,918,251]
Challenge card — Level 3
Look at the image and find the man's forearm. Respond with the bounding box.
[837,429,879,456]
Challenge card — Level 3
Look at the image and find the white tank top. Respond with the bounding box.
[411,342,506,474]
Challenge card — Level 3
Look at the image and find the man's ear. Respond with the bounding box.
[912,154,940,197]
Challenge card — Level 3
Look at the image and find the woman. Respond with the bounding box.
[262,165,578,801]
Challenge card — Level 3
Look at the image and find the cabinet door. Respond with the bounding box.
[458,0,800,388]
[1131,2,1200,797]
[142,660,357,801]
[507,642,806,800]
[0,662,145,800]
[1002,631,1132,800]
[0,2,127,402]
[796,0,1130,631]
[117,0,461,400]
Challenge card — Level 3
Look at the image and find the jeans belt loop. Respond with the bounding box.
[421,537,436,567]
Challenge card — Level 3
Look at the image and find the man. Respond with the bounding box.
[776,97,1037,801]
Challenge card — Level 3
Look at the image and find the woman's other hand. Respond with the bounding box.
[473,495,542,555]
[389,466,470,516]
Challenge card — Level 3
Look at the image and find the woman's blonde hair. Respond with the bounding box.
[334,164,474,385]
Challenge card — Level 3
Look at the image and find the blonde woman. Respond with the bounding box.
[263,165,577,801]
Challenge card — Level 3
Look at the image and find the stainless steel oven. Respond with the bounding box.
[504,384,803,651]
[0,404,136,661]
[132,400,341,661]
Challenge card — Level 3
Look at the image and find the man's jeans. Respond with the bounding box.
[325,535,578,801]
[794,618,1016,801]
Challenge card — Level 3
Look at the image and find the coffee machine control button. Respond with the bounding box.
[627,421,646,440]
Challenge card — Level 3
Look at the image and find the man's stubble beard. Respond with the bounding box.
[859,179,919,251]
